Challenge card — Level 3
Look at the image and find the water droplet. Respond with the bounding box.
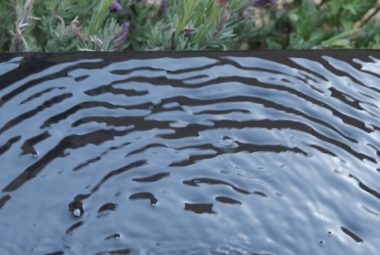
[319,240,325,246]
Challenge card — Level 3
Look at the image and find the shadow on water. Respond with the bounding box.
[0,51,379,254]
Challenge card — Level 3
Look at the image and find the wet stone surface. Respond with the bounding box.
[0,51,379,254]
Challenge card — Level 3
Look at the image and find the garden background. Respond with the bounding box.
[1,0,380,52]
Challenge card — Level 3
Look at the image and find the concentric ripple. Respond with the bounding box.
[0,51,379,255]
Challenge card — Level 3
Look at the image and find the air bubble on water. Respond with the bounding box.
[73,208,82,217]
[319,240,325,247]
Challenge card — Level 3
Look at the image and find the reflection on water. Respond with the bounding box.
[0,51,379,254]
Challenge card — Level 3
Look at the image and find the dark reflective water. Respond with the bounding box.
[0,51,379,254]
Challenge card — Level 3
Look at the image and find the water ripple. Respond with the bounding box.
[0,52,379,254]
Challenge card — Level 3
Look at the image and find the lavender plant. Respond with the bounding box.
[1,0,380,52]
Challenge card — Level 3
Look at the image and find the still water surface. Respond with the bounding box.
[0,51,379,254]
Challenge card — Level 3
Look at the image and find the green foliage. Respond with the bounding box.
[0,2,14,51]
[1,0,380,52]
[88,0,113,35]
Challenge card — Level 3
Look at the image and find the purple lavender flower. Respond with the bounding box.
[109,1,124,12]
[114,21,130,50]
[158,0,168,17]
[254,0,277,6]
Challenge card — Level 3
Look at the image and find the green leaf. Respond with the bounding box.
[291,0,319,40]
[343,4,356,16]
[327,38,351,48]
[192,1,218,43]
[88,0,113,35]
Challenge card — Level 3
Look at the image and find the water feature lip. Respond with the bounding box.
[1,49,378,61]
